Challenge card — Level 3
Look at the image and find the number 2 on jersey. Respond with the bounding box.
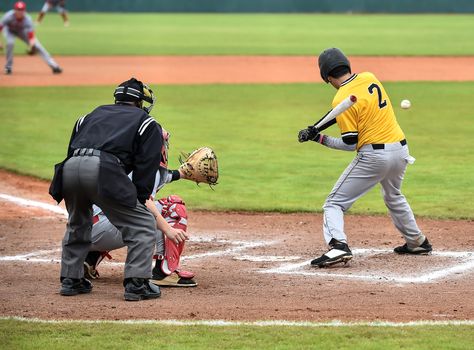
[368,83,387,109]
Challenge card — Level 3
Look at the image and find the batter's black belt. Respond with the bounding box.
[72,148,101,157]
[371,139,407,150]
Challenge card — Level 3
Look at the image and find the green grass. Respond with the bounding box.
[1,82,473,219]
[0,319,473,350]
[18,13,474,56]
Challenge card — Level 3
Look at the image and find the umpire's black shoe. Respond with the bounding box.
[60,277,93,296]
[5,68,12,75]
[123,278,161,301]
[310,239,353,268]
[394,238,432,255]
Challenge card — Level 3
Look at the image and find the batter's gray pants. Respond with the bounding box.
[90,211,165,256]
[3,29,59,71]
[60,155,156,279]
[322,142,425,249]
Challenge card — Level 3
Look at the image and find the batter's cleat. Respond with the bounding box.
[5,68,12,75]
[123,278,161,301]
[311,239,353,268]
[52,66,62,74]
[394,238,432,255]
[60,277,93,296]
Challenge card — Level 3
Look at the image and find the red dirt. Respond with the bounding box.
[0,169,473,322]
[2,56,474,86]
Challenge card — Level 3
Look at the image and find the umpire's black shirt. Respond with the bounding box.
[67,103,163,205]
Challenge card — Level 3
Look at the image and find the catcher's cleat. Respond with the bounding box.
[311,239,353,268]
[52,66,62,74]
[83,251,101,279]
[152,259,197,287]
[151,270,197,288]
[60,277,93,296]
[394,238,432,255]
[5,68,12,75]
[123,278,161,301]
[83,251,111,279]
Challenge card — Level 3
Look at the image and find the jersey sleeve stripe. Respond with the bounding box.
[341,131,358,137]
[138,118,156,136]
[75,115,88,132]
[138,117,154,133]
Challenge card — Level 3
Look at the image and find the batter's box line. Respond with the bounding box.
[260,249,474,284]
[0,193,67,217]
[0,237,281,266]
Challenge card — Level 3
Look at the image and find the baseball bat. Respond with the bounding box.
[313,95,357,130]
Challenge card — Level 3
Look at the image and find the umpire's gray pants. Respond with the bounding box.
[3,29,59,70]
[60,155,156,279]
[89,212,165,256]
[322,142,425,249]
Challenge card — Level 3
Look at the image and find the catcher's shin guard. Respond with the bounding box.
[151,195,196,287]
[158,195,188,274]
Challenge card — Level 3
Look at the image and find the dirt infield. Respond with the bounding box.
[0,170,473,322]
[1,55,473,322]
[2,56,474,86]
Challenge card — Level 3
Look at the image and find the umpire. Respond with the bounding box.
[50,77,163,301]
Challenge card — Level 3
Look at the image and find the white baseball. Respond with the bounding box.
[400,99,411,109]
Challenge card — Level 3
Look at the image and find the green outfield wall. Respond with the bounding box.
[2,0,474,13]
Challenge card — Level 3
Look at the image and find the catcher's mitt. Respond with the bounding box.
[26,45,37,56]
[178,147,218,186]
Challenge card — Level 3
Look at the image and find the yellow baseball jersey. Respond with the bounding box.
[332,72,405,150]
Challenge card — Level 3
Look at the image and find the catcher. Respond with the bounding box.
[83,134,218,287]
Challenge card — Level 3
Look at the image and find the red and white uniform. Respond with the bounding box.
[1,8,60,71]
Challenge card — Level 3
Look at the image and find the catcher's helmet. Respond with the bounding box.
[14,1,26,10]
[318,48,351,83]
[114,77,156,114]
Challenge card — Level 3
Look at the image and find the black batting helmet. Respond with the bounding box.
[318,48,351,83]
[114,77,156,113]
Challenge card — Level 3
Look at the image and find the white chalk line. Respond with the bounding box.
[1,193,474,284]
[262,248,474,283]
[0,240,280,267]
[233,255,301,262]
[0,193,67,217]
[1,316,473,327]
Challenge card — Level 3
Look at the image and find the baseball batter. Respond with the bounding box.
[37,0,69,26]
[84,129,197,288]
[298,48,432,268]
[0,1,62,75]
